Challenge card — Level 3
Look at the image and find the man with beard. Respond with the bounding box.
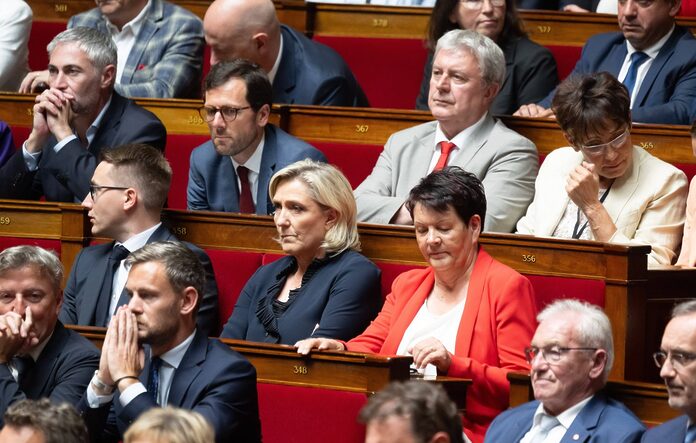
[187,59,325,214]
[0,27,166,202]
[515,0,696,124]
[484,299,644,443]
[642,300,696,442]
[78,241,261,443]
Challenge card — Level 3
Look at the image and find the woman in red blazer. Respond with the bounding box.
[297,167,537,443]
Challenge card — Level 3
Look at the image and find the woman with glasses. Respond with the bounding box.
[415,0,558,115]
[221,159,382,345]
[516,72,687,265]
[296,167,537,443]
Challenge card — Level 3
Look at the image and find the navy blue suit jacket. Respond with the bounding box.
[221,251,381,345]
[484,394,645,443]
[538,26,696,124]
[0,92,166,202]
[641,415,688,442]
[187,124,326,214]
[274,25,369,107]
[79,330,261,443]
[0,321,99,426]
[59,224,219,336]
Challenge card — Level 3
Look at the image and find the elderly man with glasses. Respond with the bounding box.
[516,71,687,265]
[187,59,325,214]
[485,299,644,443]
[643,300,696,443]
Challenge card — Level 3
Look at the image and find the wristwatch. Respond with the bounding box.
[91,370,114,394]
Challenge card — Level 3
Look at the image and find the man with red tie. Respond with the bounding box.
[354,29,538,233]
[187,59,326,215]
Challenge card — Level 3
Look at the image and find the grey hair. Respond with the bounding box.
[0,246,63,293]
[268,159,361,255]
[671,300,696,318]
[47,27,117,71]
[125,242,205,312]
[434,29,506,87]
[538,299,614,382]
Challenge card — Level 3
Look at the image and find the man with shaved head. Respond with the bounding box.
[203,0,368,107]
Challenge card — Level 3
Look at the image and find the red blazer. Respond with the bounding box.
[347,249,537,443]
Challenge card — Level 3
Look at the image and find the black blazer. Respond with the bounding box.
[221,250,382,345]
[416,36,558,116]
[79,330,261,443]
[59,224,219,336]
[0,321,100,425]
[0,92,166,202]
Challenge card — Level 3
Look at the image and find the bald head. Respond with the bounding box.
[204,0,281,70]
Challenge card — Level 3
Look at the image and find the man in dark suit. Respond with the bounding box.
[187,59,326,214]
[0,27,166,203]
[0,245,100,426]
[79,241,261,443]
[515,0,696,124]
[59,144,219,336]
[203,0,368,107]
[642,300,696,443]
[484,299,644,443]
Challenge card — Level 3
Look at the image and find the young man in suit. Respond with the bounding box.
[354,29,538,233]
[0,399,89,443]
[643,300,696,442]
[20,0,204,99]
[0,246,100,426]
[515,0,696,124]
[0,27,166,203]
[79,241,261,443]
[485,299,644,443]
[203,0,368,107]
[187,59,326,214]
[59,143,219,336]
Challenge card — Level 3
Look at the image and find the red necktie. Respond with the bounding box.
[236,165,254,214]
[433,141,456,171]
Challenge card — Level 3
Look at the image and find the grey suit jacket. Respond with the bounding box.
[516,146,687,265]
[354,115,538,233]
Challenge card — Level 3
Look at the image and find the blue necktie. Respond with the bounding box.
[623,51,649,97]
[147,357,162,405]
[685,425,696,443]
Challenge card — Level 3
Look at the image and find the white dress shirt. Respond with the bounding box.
[520,396,594,443]
[430,113,488,173]
[104,0,151,84]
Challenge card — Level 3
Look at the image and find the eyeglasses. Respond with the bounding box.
[653,350,696,369]
[577,128,630,157]
[460,0,505,9]
[198,106,251,123]
[89,185,129,200]
[524,346,598,364]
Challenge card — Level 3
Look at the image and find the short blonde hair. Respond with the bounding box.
[123,407,214,443]
[269,159,360,254]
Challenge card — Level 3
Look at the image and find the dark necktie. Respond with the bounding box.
[95,244,130,326]
[12,355,35,387]
[147,357,162,405]
[622,51,649,97]
[433,142,456,171]
[237,165,254,214]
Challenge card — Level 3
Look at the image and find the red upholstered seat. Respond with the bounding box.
[30,22,67,70]
[164,134,209,209]
[313,36,429,109]
[0,238,61,255]
[375,261,424,301]
[9,127,31,149]
[525,275,606,312]
[204,249,264,334]
[675,163,696,183]
[545,45,583,81]
[257,383,367,443]
[310,141,382,188]
[261,253,285,265]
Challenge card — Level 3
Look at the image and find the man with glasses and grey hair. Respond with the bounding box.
[187,59,325,214]
[354,29,538,232]
[484,299,644,443]
[0,246,99,425]
[59,143,219,336]
[0,26,166,203]
[642,300,696,442]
